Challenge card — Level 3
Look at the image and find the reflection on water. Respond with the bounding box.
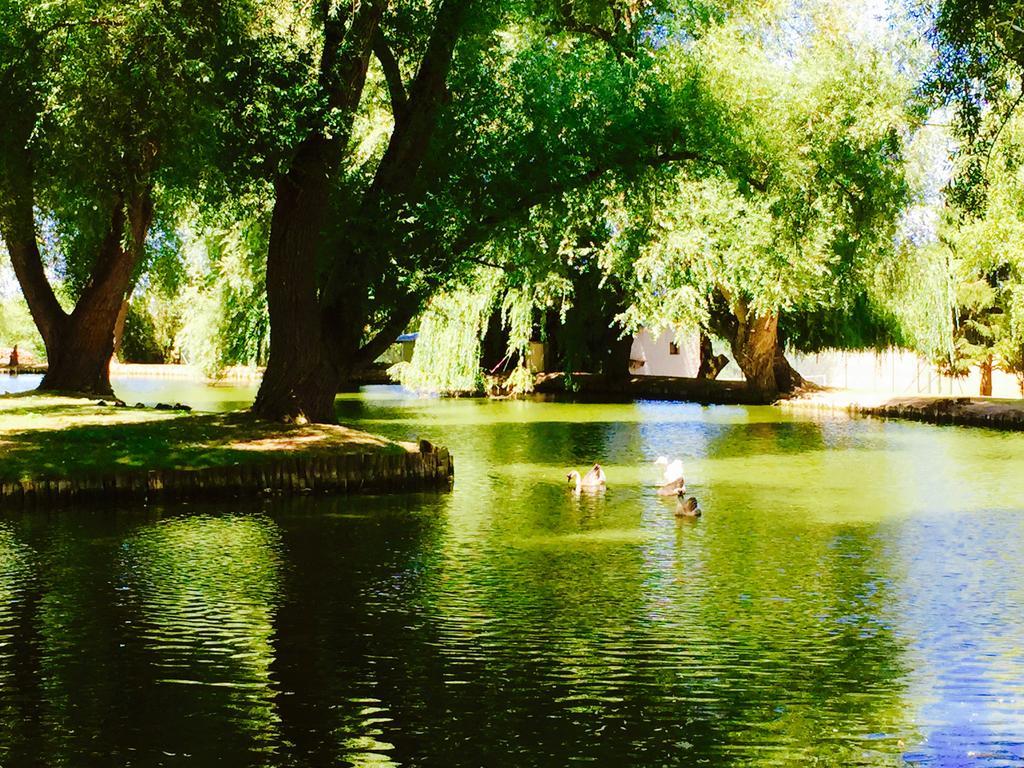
[120,514,284,762]
[0,525,34,753]
[0,383,1024,765]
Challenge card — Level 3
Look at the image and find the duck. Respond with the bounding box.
[567,464,606,493]
[655,456,685,495]
[675,494,701,517]
[657,476,686,496]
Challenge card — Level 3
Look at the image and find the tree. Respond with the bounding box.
[0,0,251,394]
[616,8,915,399]
[925,0,1024,396]
[383,1,922,401]
[925,0,1024,169]
[244,0,774,422]
[935,112,1024,395]
[389,277,498,395]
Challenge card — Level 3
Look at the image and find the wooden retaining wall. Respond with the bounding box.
[0,447,453,509]
[855,402,1024,430]
[532,372,763,404]
[2,365,47,375]
[784,395,1024,431]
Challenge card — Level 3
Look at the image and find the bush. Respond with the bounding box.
[0,297,45,359]
[119,301,166,363]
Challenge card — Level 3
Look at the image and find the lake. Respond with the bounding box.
[1,375,1024,766]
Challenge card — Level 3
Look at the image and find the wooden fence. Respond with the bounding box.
[0,447,453,508]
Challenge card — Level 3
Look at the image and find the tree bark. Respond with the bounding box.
[252,140,346,423]
[696,332,728,381]
[40,318,119,395]
[728,300,779,401]
[2,126,155,396]
[773,345,807,393]
[980,355,993,397]
[0,148,65,348]
[364,0,470,204]
[38,189,153,395]
[112,299,130,362]
[252,4,381,423]
[256,2,476,422]
[715,291,805,399]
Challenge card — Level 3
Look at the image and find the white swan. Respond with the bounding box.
[655,456,685,495]
[567,464,606,493]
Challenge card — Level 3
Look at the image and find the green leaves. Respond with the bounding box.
[937,109,1024,379]
[617,6,915,351]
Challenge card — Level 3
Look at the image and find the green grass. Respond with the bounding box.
[0,394,410,483]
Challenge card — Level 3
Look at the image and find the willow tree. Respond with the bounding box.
[926,0,1024,174]
[243,0,770,422]
[615,7,915,398]
[0,0,251,394]
[924,1,1024,395]
[932,112,1024,395]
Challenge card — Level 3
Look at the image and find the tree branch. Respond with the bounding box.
[985,87,1024,172]
[557,0,614,42]
[0,146,67,345]
[365,0,471,202]
[373,28,407,118]
[319,0,381,116]
[553,0,628,61]
[449,147,704,258]
[466,255,512,272]
[354,292,423,368]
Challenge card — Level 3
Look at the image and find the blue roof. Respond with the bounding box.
[396,333,419,343]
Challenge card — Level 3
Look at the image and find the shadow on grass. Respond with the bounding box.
[0,399,408,483]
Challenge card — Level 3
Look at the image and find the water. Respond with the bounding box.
[2,378,1024,766]
[0,372,256,411]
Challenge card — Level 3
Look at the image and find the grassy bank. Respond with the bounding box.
[0,394,412,484]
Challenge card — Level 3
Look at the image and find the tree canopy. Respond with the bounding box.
[3,0,1023,411]
[0,0,258,393]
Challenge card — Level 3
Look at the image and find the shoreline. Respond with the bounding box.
[782,389,1024,430]
[3,362,393,386]
[0,394,453,508]
[531,372,766,404]
[531,373,1024,431]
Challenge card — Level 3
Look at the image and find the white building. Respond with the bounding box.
[628,328,703,378]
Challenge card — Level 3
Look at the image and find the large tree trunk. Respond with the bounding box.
[253,5,382,423]
[256,2,469,422]
[40,315,119,395]
[38,190,152,395]
[773,345,807,393]
[980,355,993,397]
[252,141,344,423]
[2,132,154,396]
[0,147,65,353]
[254,358,341,424]
[715,291,805,399]
[728,301,779,400]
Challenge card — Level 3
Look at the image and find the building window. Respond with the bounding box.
[668,341,680,355]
